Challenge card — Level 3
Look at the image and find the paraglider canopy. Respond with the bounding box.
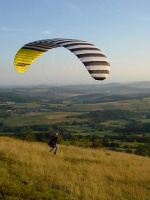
[14,38,110,81]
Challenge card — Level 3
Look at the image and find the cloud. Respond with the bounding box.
[0,27,29,32]
[0,27,52,35]
[66,2,78,11]
[115,9,122,13]
[141,17,150,21]
[41,30,52,35]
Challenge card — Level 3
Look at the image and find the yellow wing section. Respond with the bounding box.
[14,48,45,73]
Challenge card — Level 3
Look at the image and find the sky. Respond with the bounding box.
[0,0,150,86]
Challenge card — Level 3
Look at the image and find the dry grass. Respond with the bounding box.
[0,137,150,200]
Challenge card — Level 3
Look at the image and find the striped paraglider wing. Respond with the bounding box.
[14,38,110,81]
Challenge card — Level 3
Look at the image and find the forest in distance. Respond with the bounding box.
[0,81,150,157]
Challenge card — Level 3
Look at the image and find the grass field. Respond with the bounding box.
[0,137,150,200]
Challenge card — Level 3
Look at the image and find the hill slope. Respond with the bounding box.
[0,137,150,200]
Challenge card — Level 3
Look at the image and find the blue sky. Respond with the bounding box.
[0,0,150,85]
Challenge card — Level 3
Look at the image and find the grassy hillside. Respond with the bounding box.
[0,137,150,200]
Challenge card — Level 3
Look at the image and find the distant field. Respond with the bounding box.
[63,99,150,112]
[45,112,84,119]
[11,102,40,108]
[140,118,150,123]
[101,99,150,111]
[1,98,150,131]
[0,113,50,126]
[0,111,88,126]
[101,119,130,127]
[2,98,150,112]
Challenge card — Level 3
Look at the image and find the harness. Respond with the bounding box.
[48,136,57,148]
